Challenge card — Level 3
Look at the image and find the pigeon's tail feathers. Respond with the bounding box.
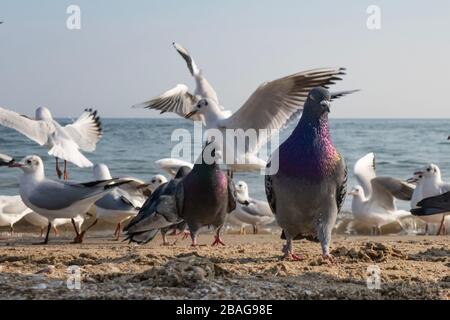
[125,229,160,244]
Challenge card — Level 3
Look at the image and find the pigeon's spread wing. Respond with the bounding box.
[0,107,51,145]
[221,68,345,152]
[64,109,102,152]
[353,152,376,198]
[133,84,204,123]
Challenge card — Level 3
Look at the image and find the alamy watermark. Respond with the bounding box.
[366,264,381,290]
[366,5,381,30]
[66,5,81,30]
[67,265,82,290]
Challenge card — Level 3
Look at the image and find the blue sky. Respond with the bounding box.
[0,1,449,118]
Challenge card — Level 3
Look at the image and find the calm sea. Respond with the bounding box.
[1,118,449,212]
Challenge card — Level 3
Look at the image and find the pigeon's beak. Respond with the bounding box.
[348,190,357,196]
[185,110,198,119]
[321,100,331,113]
[413,171,423,176]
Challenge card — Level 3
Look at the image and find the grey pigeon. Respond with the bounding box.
[125,144,236,246]
[265,87,349,262]
[0,153,14,166]
[411,191,450,235]
[124,166,191,244]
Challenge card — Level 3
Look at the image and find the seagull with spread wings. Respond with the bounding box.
[349,153,415,235]
[0,106,102,179]
[133,43,358,172]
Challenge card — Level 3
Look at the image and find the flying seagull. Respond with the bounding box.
[9,155,130,244]
[0,107,102,179]
[349,153,414,234]
[265,87,348,262]
[133,43,358,172]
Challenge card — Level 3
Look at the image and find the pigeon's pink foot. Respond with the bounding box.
[322,253,336,264]
[182,231,190,240]
[211,235,225,246]
[282,252,302,261]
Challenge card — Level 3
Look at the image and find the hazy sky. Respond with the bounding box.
[1,1,449,118]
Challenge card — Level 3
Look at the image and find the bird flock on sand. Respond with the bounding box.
[0,43,448,262]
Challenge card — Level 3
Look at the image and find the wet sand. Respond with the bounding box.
[0,233,448,300]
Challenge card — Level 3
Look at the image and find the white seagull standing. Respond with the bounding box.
[133,43,357,173]
[230,181,275,234]
[79,164,164,241]
[9,155,130,244]
[349,153,414,235]
[0,107,102,179]
[410,164,450,235]
[0,195,32,235]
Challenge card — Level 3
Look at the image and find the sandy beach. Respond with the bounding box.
[0,232,448,300]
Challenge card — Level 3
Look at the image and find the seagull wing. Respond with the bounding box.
[47,129,94,168]
[370,177,414,212]
[173,42,219,104]
[64,109,102,152]
[27,179,119,211]
[354,152,376,198]
[220,68,346,152]
[155,158,193,178]
[132,84,204,123]
[0,107,52,145]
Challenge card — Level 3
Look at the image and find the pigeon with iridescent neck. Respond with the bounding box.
[125,143,237,246]
[265,87,348,262]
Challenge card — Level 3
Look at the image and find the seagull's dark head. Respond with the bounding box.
[303,87,331,119]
